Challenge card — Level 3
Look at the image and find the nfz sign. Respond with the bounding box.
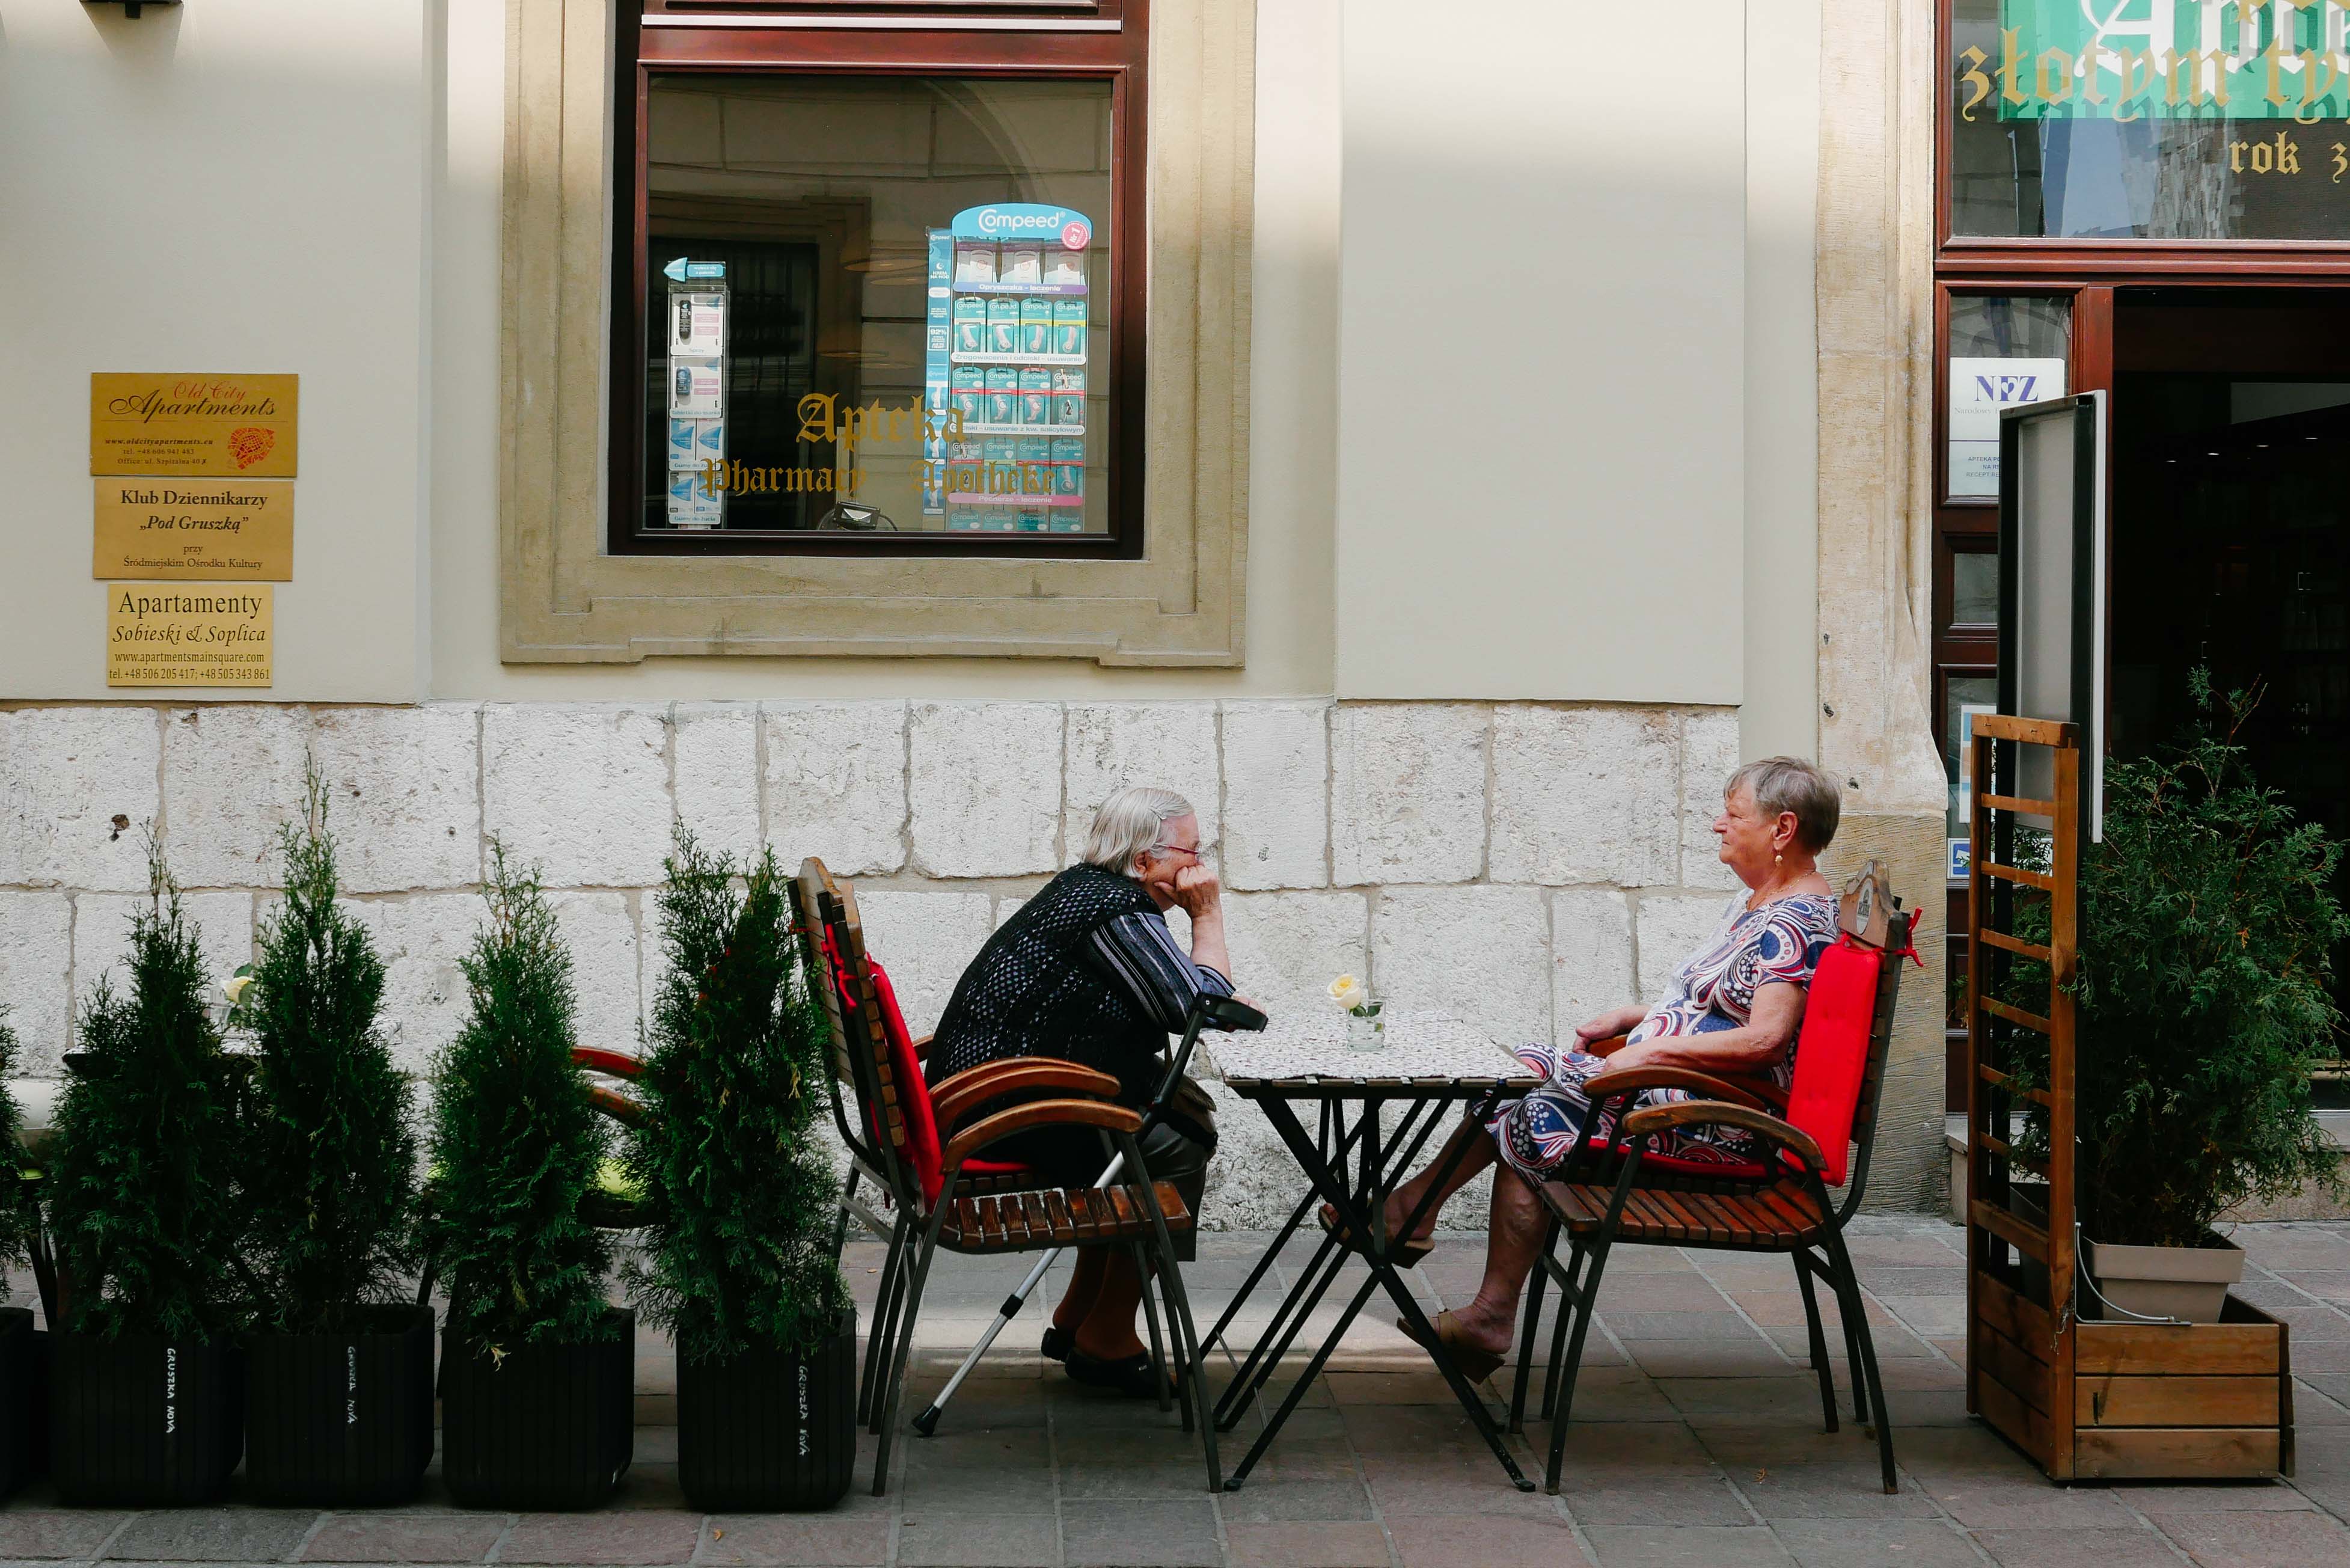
[1949,355,2070,497]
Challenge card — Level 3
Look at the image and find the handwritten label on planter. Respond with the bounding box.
[93,479,293,580]
[90,373,298,477]
[106,585,273,688]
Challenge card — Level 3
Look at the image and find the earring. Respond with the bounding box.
[1774,850,1783,868]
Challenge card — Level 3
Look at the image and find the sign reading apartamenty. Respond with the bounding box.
[90,373,298,477]
[106,585,273,688]
[92,478,293,580]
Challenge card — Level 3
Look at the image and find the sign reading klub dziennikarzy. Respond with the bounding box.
[90,373,298,478]
[1963,1,2350,122]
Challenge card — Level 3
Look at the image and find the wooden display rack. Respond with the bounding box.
[1965,712,2295,1483]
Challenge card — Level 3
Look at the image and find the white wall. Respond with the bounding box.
[1743,0,1822,761]
[0,2,434,702]
[1335,1,1751,703]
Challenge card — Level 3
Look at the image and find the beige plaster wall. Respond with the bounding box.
[0,1,435,703]
[1334,0,1751,703]
[1743,0,1823,762]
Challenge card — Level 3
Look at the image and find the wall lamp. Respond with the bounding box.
[90,1,180,16]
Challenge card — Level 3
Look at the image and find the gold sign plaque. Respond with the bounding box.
[93,479,293,581]
[90,373,298,477]
[106,584,273,688]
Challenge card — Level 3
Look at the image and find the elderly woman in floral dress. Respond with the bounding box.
[1324,756,1846,1379]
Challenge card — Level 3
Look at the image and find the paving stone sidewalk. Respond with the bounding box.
[8,1218,2350,1567]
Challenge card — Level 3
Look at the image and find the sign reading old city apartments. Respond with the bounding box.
[90,373,297,477]
[91,373,293,686]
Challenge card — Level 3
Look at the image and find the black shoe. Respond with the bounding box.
[1041,1324,1074,1363]
[1064,1348,1184,1398]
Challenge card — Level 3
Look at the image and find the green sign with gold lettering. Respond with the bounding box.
[1958,1,2350,121]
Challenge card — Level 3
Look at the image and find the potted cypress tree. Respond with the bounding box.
[1,1006,48,1499]
[420,843,632,1510]
[43,848,248,1505]
[2066,675,2348,1319]
[2012,675,2348,1320]
[240,771,430,1505]
[626,833,852,1511]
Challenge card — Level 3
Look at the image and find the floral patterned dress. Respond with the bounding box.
[1489,892,1839,1178]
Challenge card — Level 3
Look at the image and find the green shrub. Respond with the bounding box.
[625,832,844,1362]
[0,1006,37,1272]
[419,842,615,1354]
[44,845,247,1341]
[243,769,419,1334]
[2027,674,2349,1247]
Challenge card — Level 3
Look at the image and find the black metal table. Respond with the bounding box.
[1200,1015,1536,1492]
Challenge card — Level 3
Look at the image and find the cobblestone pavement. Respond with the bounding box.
[8,1218,2350,1566]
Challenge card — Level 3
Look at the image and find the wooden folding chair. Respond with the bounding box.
[1514,874,1916,1496]
[793,859,1224,1496]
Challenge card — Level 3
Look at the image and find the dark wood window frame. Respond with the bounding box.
[1930,0,2350,1108]
[608,2,1151,560]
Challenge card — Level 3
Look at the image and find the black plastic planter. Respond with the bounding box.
[245,1303,435,1507]
[49,1332,243,1506]
[0,1309,47,1498]
[678,1308,856,1511]
[440,1306,634,1510]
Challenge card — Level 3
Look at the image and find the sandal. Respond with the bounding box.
[1317,1207,1434,1267]
[1395,1308,1506,1383]
[1064,1347,1185,1399]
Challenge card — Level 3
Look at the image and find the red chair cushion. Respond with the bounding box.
[826,948,1026,1208]
[1781,936,1882,1187]
[1582,1138,1767,1182]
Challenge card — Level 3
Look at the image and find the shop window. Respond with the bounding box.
[501,0,1251,664]
[1947,0,2350,241]
[613,13,1139,556]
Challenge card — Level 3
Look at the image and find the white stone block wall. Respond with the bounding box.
[0,699,1933,1227]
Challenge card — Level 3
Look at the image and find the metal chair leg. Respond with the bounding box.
[872,1222,944,1496]
[1509,1216,1556,1434]
[1131,1239,1177,1418]
[831,1164,861,1261]
[1540,1240,1582,1422]
[1793,1250,1839,1434]
[1542,1234,1612,1495]
[861,1213,910,1432]
[1820,1225,1897,1495]
[1122,1134,1220,1493]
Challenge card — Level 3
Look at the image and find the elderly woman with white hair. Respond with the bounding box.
[927,785,1236,1395]
[1327,756,1847,1380]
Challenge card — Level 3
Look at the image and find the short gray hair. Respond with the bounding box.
[1725,756,1841,854]
[1082,785,1197,875]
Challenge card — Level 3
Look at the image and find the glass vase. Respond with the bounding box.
[1347,1011,1384,1052]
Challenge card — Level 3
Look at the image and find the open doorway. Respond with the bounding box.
[2108,288,2350,1080]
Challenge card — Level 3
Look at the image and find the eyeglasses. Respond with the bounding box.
[1146,841,1201,861]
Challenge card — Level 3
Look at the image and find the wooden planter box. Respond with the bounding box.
[1973,1266,2293,1482]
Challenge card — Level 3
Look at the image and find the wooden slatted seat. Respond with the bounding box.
[1544,1178,1825,1249]
[1512,866,1915,1498]
[938,1181,1192,1252]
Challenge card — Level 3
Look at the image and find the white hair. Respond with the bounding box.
[1082,785,1196,875]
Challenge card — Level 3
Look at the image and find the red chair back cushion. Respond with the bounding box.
[1782,936,1883,1187]
[864,961,948,1206]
